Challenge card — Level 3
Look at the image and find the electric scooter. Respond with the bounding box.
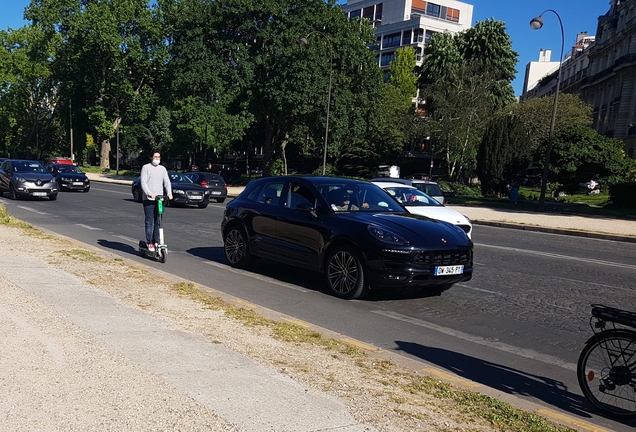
[139,195,168,263]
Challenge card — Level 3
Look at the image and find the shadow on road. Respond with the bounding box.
[97,239,139,257]
[395,340,636,428]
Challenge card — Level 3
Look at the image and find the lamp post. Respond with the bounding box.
[530,9,564,206]
[97,94,121,175]
[300,31,333,176]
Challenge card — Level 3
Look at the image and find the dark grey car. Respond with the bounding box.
[0,159,59,200]
[183,172,228,203]
[46,163,90,192]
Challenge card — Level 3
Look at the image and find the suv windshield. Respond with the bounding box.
[316,181,403,213]
[412,182,442,197]
[15,162,46,173]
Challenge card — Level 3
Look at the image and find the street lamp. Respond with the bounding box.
[530,10,564,206]
[300,31,333,176]
[97,94,121,175]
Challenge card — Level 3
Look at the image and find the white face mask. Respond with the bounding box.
[151,159,160,166]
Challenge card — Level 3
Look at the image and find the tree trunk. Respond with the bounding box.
[100,138,111,169]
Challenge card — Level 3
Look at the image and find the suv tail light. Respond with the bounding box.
[201,180,208,187]
[223,183,227,189]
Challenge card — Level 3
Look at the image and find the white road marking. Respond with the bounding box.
[370,309,577,371]
[17,206,50,215]
[112,235,138,244]
[476,243,636,270]
[90,187,131,195]
[204,261,312,293]
[74,224,102,231]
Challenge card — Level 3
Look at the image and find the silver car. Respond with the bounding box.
[0,159,59,200]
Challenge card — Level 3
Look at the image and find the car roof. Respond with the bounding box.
[372,181,417,189]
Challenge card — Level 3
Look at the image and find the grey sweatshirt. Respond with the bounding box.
[140,163,172,201]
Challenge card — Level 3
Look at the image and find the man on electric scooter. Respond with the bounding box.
[140,151,173,252]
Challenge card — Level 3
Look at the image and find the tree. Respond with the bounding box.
[476,115,532,196]
[0,25,58,159]
[538,126,636,192]
[506,93,593,149]
[418,19,519,178]
[26,0,168,168]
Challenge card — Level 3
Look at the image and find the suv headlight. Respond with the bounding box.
[367,226,409,245]
[14,176,26,183]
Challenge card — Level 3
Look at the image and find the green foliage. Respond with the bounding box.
[436,180,482,198]
[506,94,593,149]
[609,182,636,208]
[387,46,417,103]
[476,115,531,196]
[537,126,636,192]
[418,19,518,179]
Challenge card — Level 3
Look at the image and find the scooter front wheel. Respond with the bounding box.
[158,248,167,263]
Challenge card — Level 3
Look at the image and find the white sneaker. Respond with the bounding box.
[147,243,155,252]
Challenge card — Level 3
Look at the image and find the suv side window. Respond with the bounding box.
[285,182,316,208]
[246,181,285,205]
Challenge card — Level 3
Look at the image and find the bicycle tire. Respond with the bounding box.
[577,329,636,419]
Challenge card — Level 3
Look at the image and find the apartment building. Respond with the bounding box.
[341,0,473,69]
[580,0,636,158]
[522,33,594,100]
[523,1,636,159]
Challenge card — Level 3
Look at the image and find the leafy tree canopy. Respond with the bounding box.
[538,126,636,191]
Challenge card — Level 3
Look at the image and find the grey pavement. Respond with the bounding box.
[86,172,636,242]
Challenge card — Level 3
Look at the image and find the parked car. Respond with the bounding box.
[131,171,210,208]
[373,181,472,239]
[222,176,473,299]
[46,163,90,192]
[183,172,228,203]
[47,157,74,165]
[0,159,58,200]
[370,177,445,204]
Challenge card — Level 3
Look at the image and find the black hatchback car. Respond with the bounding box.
[221,176,473,299]
[183,172,228,203]
[46,163,90,192]
[131,171,210,208]
[0,159,58,200]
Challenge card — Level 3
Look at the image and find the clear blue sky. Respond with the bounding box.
[2,0,611,96]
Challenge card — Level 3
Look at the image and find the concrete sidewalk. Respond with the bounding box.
[0,225,375,431]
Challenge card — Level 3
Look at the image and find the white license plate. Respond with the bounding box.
[72,182,84,186]
[32,192,47,197]
[434,265,464,276]
[189,195,203,200]
[211,191,221,195]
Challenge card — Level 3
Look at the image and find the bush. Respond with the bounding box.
[437,180,482,197]
[609,182,636,208]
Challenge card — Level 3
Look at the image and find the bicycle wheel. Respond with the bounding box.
[577,329,636,419]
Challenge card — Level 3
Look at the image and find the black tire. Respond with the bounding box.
[325,246,369,299]
[9,184,19,200]
[216,198,226,203]
[49,194,57,201]
[224,226,253,268]
[159,248,167,263]
[132,187,142,203]
[577,329,636,419]
[198,203,208,209]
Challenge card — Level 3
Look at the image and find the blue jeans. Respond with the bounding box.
[143,200,161,244]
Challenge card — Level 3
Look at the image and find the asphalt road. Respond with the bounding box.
[2,183,635,432]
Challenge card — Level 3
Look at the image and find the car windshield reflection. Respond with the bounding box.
[383,187,442,207]
[58,166,83,174]
[169,172,194,183]
[315,182,403,213]
[15,163,47,173]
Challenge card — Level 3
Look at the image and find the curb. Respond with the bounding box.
[472,220,636,244]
